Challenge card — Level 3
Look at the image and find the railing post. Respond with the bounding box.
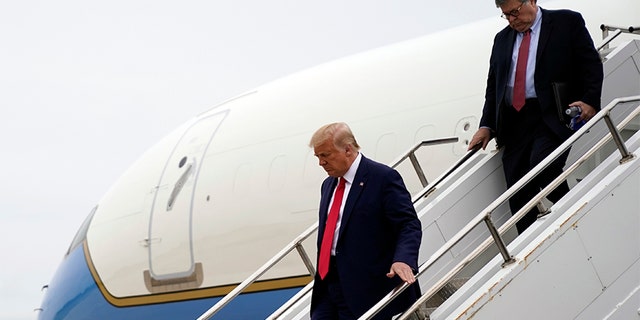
[603,113,635,163]
[484,214,515,267]
[295,243,316,275]
[536,202,550,218]
[598,26,621,52]
[390,137,458,188]
[409,152,428,187]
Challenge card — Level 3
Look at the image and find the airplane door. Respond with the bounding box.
[147,111,228,283]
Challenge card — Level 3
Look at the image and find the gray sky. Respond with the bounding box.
[0,1,498,319]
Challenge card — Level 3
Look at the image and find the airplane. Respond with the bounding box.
[37,0,640,319]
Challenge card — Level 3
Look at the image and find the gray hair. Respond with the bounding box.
[309,122,361,151]
[495,0,529,7]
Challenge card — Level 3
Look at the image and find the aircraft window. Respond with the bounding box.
[66,205,97,256]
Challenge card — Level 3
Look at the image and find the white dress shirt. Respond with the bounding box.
[328,152,362,255]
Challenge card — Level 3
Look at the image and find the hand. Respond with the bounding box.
[569,101,596,122]
[467,127,492,151]
[386,262,416,284]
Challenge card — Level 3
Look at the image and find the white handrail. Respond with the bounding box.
[360,95,640,320]
[196,223,317,320]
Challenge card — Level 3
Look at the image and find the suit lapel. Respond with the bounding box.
[496,28,516,128]
[537,8,552,64]
[504,29,517,71]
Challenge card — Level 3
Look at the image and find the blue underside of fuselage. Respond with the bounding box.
[38,245,301,319]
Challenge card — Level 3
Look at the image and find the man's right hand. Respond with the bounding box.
[468,127,492,151]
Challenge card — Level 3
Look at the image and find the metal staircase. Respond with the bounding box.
[361,37,640,320]
[196,36,640,320]
[390,95,640,320]
[360,37,640,320]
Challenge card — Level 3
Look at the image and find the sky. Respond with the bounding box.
[0,1,498,319]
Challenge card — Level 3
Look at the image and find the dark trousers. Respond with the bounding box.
[501,99,570,233]
[311,260,358,320]
[311,259,399,320]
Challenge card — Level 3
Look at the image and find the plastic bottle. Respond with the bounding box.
[565,106,585,130]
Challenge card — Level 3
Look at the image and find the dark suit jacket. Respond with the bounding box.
[479,8,603,147]
[310,155,422,319]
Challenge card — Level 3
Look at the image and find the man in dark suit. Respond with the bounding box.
[468,0,603,233]
[308,122,422,320]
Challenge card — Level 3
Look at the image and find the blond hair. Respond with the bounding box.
[309,122,361,151]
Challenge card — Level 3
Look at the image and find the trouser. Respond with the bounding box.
[502,122,570,233]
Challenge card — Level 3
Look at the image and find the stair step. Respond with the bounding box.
[439,277,469,299]
[419,277,470,319]
[396,306,431,320]
[423,307,437,320]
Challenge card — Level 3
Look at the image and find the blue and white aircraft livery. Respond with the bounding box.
[38,0,639,319]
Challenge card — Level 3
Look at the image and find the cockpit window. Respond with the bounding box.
[66,205,97,256]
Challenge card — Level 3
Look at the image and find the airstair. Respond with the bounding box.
[197,35,640,320]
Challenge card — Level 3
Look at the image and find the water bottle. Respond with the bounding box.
[565,106,585,131]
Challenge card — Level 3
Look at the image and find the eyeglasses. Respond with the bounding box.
[501,3,524,19]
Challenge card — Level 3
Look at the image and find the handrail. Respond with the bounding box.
[196,223,318,320]
[412,142,482,203]
[359,95,640,320]
[597,28,622,52]
[596,24,640,51]
[196,137,462,319]
[389,137,458,188]
[395,97,640,320]
[598,24,640,52]
[267,281,315,320]
[600,24,639,35]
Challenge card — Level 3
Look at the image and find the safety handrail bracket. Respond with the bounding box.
[603,113,636,163]
[484,215,515,267]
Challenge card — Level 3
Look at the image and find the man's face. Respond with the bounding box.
[500,0,537,33]
[313,139,353,177]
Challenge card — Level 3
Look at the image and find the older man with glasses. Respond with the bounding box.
[468,0,603,233]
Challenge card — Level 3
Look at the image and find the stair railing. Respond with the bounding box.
[412,140,482,203]
[196,223,318,320]
[598,24,639,52]
[359,95,640,320]
[389,137,458,188]
[196,137,462,320]
[597,28,623,52]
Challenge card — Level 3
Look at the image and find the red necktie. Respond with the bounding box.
[513,30,531,111]
[318,177,346,280]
